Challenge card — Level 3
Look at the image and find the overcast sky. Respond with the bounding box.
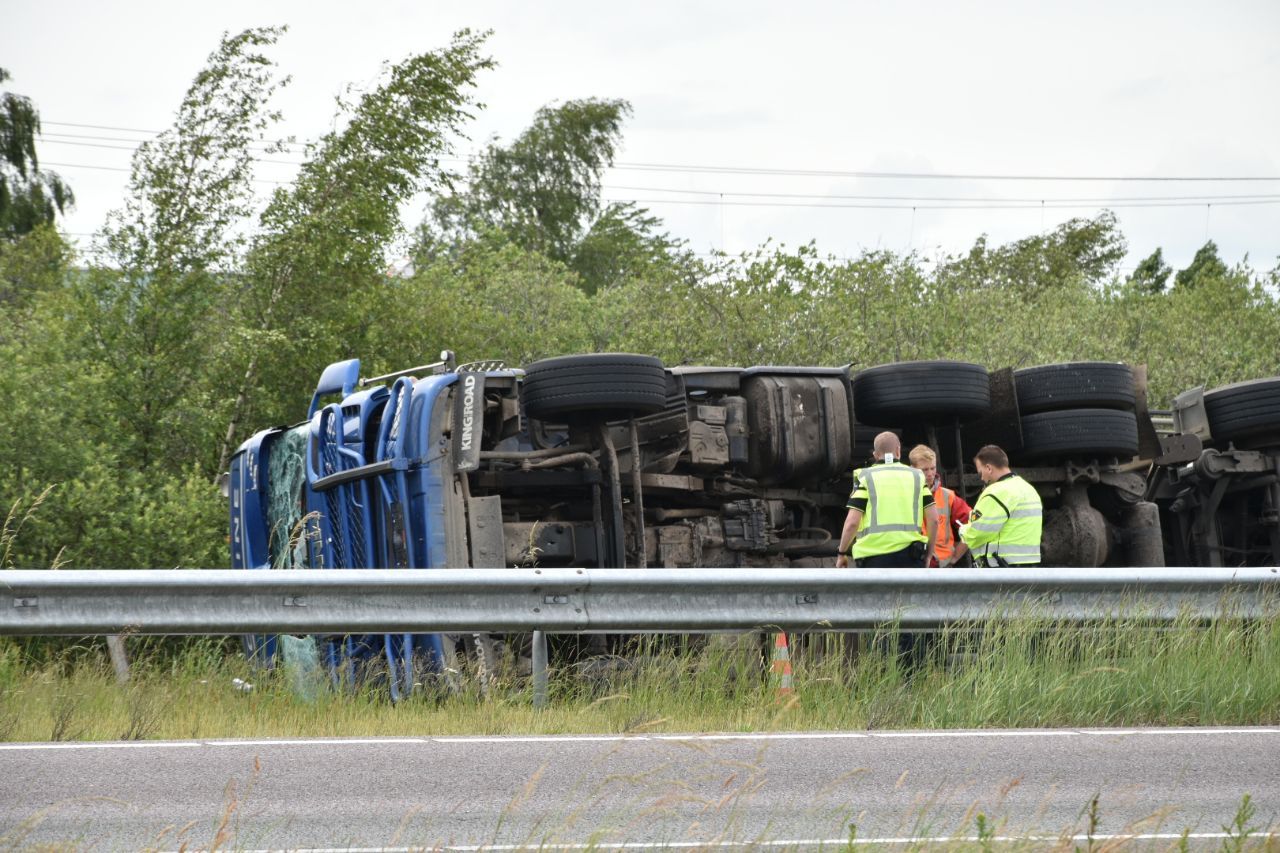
[5,0,1279,273]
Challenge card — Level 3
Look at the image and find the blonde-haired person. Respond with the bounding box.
[907,444,972,568]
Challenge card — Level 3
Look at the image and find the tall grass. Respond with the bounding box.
[1,607,1278,742]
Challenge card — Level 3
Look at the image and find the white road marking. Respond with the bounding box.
[0,741,204,750]
[204,737,426,746]
[3,726,1278,750]
[872,729,1076,738]
[431,735,631,743]
[226,833,1269,852]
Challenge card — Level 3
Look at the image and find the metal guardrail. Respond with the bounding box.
[2,567,1278,636]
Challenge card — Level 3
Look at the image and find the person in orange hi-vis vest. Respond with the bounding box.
[908,445,972,567]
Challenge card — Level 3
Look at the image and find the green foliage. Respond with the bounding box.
[1,464,226,569]
[71,27,291,475]
[1128,247,1172,294]
[223,29,495,459]
[0,266,108,506]
[366,238,593,373]
[0,224,72,318]
[936,211,1126,294]
[101,28,291,277]
[1,485,58,569]
[571,201,692,295]
[1221,793,1258,852]
[0,68,73,239]
[421,98,687,294]
[427,98,628,261]
[1174,239,1229,290]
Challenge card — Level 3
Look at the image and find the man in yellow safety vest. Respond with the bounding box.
[952,444,1043,567]
[836,432,939,568]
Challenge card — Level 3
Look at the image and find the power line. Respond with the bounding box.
[42,130,309,164]
[41,144,1280,207]
[44,121,311,153]
[43,161,129,173]
[40,136,308,166]
[40,138,146,152]
[610,163,1280,182]
[605,184,1280,204]
[45,120,180,135]
[44,120,1280,183]
[43,161,291,185]
[42,159,1280,209]
[44,130,172,144]
[607,196,1280,211]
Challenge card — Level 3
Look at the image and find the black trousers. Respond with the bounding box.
[856,542,925,568]
[857,543,927,666]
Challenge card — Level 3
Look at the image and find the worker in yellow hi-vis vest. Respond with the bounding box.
[953,444,1043,567]
[836,432,939,568]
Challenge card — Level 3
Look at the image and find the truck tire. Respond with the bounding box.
[1203,377,1280,444]
[522,353,668,421]
[1018,409,1140,461]
[1013,362,1135,414]
[852,360,991,426]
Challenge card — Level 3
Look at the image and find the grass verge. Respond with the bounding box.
[2,605,1279,741]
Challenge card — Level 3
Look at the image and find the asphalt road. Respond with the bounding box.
[2,727,1278,850]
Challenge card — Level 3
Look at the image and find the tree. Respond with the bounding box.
[571,202,691,294]
[367,240,593,371]
[936,211,1127,294]
[0,68,73,239]
[1128,247,1173,294]
[217,29,495,470]
[421,98,686,293]
[100,29,290,278]
[1174,240,1229,290]
[0,224,72,314]
[76,27,290,473]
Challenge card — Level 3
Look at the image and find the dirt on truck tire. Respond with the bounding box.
[1014,362,1136,414]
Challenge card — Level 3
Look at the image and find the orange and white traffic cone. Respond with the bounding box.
[771,632,793,697]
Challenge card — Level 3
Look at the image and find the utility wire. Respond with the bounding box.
[40,142,1280,207]
[606,197,1280,211]
[40,136,309,166]
[611,163,1280,181]
[605,184,1280,204]
[43,120,1280,182]
[44,121,311,153]
[43,162,131,172]
[43,161,292,185]
[42,159,1280,209]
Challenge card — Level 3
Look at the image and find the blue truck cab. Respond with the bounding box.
[227,352,523,695]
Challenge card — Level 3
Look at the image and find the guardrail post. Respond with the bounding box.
[532,629,548,709]
[105,635,130,684]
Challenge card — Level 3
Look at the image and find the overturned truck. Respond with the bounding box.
[230,352,1255,688]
